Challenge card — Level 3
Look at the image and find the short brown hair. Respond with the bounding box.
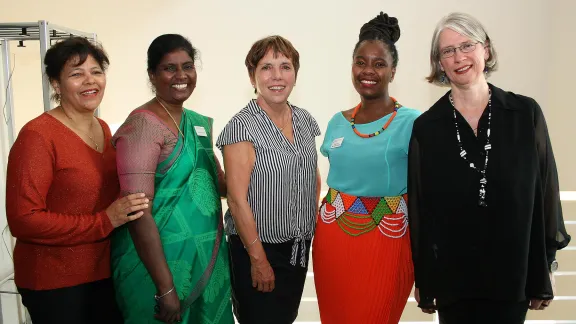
[245,35,300,80]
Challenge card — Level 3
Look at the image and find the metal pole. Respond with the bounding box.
[49,23,95,39]
[0,23,37,28]
[0,40,15,147]
[0,36,41,41]
[0,40,11,324]
[38,20,51,112]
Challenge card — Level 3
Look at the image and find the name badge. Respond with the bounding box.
[331,137,344,149]
[194,126,207,137]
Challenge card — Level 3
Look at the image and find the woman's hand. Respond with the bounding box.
[154,288,181,323]
[415,288,437,314]
[105,193,149,228]
[249,247,275,293]
[530,299,550,310]
[530,272,556,311]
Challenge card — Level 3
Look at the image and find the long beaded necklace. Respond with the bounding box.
[156,97,185,139]
[61,106,100,151]
[449,89,492,207]
[350,97,401,138]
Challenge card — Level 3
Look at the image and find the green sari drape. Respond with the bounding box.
[111,109,233,324]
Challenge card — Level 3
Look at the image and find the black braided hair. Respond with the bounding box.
[353,12,400,67]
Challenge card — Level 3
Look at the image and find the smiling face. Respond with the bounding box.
[438,28,489,88]
[149,49,197,104]
[52,55,106,112]
[352,40,396,100]
[250,49,296,107]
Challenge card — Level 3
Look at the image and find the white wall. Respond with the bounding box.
[1,0,567,189]
[549,0,576,190]
[0,0,574,323]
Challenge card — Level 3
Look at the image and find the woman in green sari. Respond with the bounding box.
[111,34,234,324]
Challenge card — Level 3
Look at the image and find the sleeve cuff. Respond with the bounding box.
[100,211,115,236]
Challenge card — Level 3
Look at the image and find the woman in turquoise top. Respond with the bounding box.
[321,107,419,198]
[312,12,420,324]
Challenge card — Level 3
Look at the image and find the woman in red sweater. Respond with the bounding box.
[5,37,149,324]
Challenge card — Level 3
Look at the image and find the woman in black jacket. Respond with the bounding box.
[408,12,571,324]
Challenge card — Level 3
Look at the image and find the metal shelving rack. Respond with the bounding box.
[0,21,97,324]
[0,20,98,147]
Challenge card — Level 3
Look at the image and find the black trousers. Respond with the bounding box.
[438,299,529,324]
[228,235,310,324]
[18,278,123,324]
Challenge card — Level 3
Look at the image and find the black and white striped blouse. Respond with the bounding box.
[216,99,321,267]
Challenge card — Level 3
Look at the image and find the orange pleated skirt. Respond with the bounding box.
[312,190,414,324]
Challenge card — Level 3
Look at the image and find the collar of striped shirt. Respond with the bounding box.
[244,98,296,116]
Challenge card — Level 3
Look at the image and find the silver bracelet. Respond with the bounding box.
[154,286,175,301]
[244,237,259,249]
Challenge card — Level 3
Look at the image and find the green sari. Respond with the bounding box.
[111,109,233,324]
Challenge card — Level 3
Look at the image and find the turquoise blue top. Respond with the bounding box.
[320,107,421,197]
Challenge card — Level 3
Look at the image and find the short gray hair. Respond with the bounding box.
[426,12,498,86]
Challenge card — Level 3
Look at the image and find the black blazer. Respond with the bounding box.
[408,83,571,307]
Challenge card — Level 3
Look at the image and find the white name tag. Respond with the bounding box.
[331,137,344,148]
[194,126,207,137]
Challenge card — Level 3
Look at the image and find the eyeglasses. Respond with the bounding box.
[439,42,480,59]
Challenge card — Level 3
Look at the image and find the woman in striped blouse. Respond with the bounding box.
[216,35,321,324]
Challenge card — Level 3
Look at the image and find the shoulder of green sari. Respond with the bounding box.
[184,109,213,130]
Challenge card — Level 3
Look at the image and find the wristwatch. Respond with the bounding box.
[550,260,559,273]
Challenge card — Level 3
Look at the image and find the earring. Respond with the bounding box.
[440,73,446,83]
[484,65,489,74]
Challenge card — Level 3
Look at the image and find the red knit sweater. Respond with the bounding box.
[6,113,119,290]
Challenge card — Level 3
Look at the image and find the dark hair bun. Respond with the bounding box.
[359,12,400,44]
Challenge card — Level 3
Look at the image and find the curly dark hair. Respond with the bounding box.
[353,12,401,67]
[44,37,109,102]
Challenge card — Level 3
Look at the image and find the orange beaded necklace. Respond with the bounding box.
[350,97,401,138]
